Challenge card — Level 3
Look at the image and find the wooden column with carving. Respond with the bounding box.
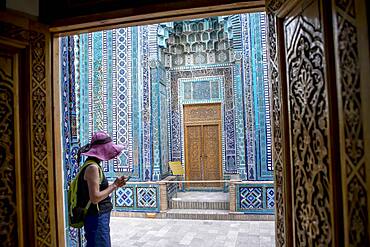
[267,0,370,246]
[266,0,292,246]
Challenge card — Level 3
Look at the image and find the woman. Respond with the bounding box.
[76,131,128,247]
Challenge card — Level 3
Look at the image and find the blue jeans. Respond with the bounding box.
[84,211,111,247]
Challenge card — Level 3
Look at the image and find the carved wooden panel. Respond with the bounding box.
[184,103,221,123]
[185,125,202,187]
[267,0,287,13]
[333,0,370,246]
[283,1,334,245]
[0,49,18,246]
[0,18,54,246]
[29,29,52,247]
[203,124,221,187]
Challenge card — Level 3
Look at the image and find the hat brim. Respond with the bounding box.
[81,142,124,161]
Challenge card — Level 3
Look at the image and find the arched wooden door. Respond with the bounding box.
[183,103,222,188]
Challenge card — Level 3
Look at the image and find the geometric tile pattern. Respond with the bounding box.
[151,65,161,180]
[113,184,160,212]
[260,13,273,172]
[137,187,157,208]
[231,12,245,178]
[180,77,223,102]
[141,25,152,180]
[151,64,169,181]
[240,187,262,209]
[130,27,141,178]
[79,33,90,148]
[249,13,272,180]
[236,184,274,214]
[75,28,139,178]
[116,28,131,170]
[115,187,134,207]
[241,13,256,180]
[159,82,170,177]
[233,60,247,179]
[240,12,272,180]
[266,187,275,209]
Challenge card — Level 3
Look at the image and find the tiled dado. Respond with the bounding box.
[235,181,275,214]
[112,178,275,217]
[114,183,160,212]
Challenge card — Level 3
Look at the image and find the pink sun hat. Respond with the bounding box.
[79,131,124,161]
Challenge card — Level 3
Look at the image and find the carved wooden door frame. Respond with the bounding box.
[266,0,370,246]
[42,0,370,246]
[0,12,56,247]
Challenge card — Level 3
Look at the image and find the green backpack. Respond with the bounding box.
[68,160,103,228]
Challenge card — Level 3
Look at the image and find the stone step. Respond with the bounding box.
[169,199,229,210]
[160,209,274,221]
[169,191,229,210]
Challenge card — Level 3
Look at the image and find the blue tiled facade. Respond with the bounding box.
[60,13,274,246]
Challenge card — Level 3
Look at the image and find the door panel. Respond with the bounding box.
[203,124,221,187]
[185,125,203,187]
[184,103,222,188]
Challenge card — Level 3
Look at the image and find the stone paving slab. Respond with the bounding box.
[111,216,275,247]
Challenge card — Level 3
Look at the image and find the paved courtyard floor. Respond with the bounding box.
[111,217,275,247]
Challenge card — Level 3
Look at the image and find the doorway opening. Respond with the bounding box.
[184,103,223,188]
[56,10,275,246]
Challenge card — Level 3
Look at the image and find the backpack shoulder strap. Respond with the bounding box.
[69,160,103,209]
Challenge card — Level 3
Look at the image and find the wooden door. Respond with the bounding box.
[184,104,222,188]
